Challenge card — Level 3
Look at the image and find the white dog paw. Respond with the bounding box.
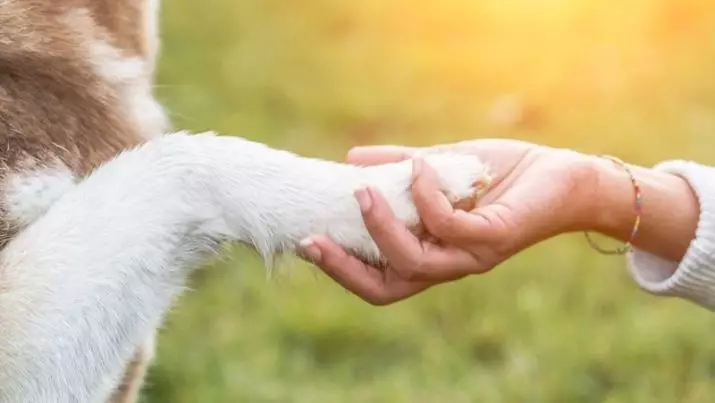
[328,152,491,265]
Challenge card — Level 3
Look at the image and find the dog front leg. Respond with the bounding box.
[0,132,487,403]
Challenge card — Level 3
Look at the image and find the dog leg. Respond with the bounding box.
[0,132,488,403]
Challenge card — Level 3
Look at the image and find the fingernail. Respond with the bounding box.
[354,188,373,213]
[412,157,423,180]
[346,147,363,161]
[299,238,322,263]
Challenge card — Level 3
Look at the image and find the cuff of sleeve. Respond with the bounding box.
[626,160,715,309]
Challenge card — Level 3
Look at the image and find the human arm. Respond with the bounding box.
[599,159,715,304]
[301,140,715,309]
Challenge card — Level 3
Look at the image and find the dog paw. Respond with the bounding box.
[330,152,491,265]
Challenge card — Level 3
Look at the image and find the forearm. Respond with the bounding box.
[582,154,715,309]
[589,157,700,263]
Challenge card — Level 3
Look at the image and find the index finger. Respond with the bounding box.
[301,235,436,305]
[346,145,418,165]
[359,186,486,280]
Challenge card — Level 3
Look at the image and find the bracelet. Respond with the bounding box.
[584,155,642,255]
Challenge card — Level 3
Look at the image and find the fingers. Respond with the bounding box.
[346,141,479,167]
[300,235,434,305]
[357,186,483,280]
[346,145,418,165]
[346,141,479,166]
[298,185,485,304]
[355,187,424,271]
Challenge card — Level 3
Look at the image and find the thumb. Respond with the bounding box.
[412,158,507,247]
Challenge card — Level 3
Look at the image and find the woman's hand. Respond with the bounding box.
[299,139,604,305]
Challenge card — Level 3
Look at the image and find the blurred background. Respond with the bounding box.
[146,0,715,401]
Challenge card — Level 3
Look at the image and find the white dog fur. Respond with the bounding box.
[0,1,490,402]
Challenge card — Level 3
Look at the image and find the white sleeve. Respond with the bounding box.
[626,160,715,310]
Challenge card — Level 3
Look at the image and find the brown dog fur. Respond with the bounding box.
[1,1,163,401]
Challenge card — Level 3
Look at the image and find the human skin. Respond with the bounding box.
[299,140,700,305]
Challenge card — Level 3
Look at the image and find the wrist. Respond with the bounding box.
[588,155,639,240]
[544,150,618,235]
[584,155,699,261]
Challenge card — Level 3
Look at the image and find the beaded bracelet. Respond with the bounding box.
[584,155,642,255]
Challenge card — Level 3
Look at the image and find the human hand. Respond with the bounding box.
[299,139,603,305]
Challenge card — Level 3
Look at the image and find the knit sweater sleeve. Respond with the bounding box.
[626,160,715,310]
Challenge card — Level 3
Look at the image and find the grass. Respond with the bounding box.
[142,1,715,401]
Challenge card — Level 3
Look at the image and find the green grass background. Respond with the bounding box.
[144,1,715,401]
